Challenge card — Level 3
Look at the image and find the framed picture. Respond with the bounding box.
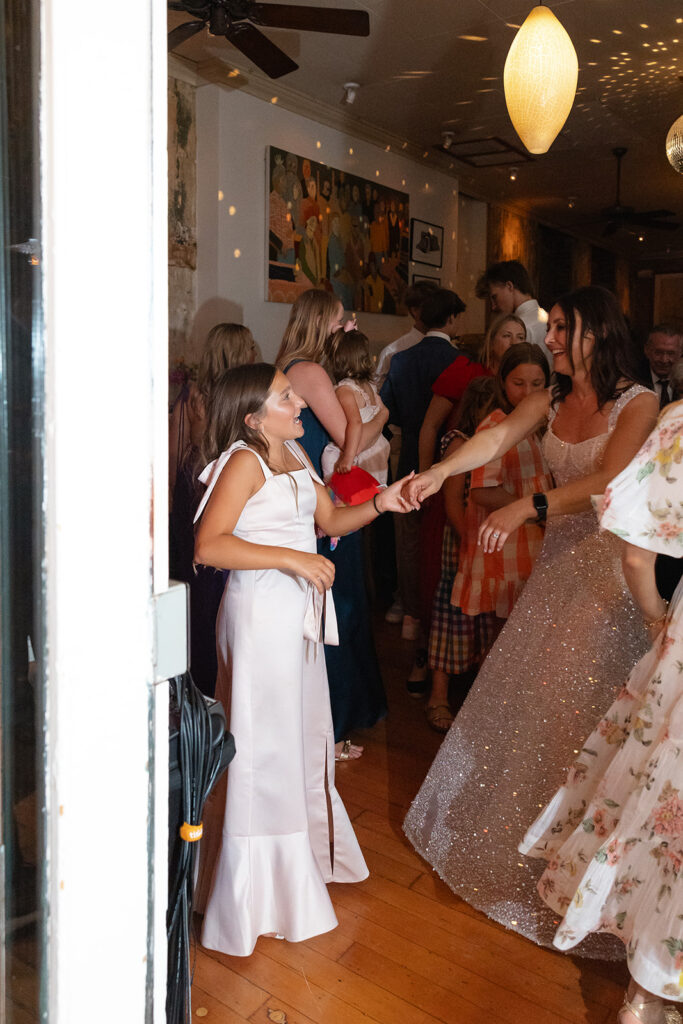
[410,218,443,268]
[266,145,411,314]
[412,271,441,286]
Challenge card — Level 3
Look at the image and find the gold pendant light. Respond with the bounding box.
[504,3,578,155]
[666,114,683,174]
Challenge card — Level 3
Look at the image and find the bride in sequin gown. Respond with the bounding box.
[403,287,659,954]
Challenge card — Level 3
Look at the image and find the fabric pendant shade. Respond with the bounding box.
[666,114,683,174]
[504,5,578,155]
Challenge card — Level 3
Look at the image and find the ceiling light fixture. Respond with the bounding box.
[666,113,683,173]
[503,4,578,154]
[509,167,518,181]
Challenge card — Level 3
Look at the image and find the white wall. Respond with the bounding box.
[195,85,461,362]
[457,194,488,337]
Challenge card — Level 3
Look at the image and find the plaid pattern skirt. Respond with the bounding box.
[428,522,497,674]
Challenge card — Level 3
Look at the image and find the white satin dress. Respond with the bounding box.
[195,440,368,957]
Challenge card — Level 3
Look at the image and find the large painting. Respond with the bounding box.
[267,146,410,314]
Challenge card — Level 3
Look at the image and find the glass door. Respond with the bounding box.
[0,0,46,1020]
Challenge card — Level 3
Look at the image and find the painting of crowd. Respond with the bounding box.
[267,147,410,314]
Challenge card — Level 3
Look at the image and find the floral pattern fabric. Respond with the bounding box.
[520,400,683,1000]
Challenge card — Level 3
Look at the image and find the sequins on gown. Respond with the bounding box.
[403,385,651,955]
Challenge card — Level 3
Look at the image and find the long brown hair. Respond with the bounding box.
[202,363,277,468]
[325,328,374,383]
[197,323,257,400]
[551,286,641,408]
[492,342,550,414]
[276,289,341,368]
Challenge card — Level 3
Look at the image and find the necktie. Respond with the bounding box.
[658,378,670,409]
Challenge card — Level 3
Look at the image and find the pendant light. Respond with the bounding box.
[666,114,683,174]
[504,3,578,155]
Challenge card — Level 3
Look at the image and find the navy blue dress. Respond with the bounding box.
[285,363,387,740]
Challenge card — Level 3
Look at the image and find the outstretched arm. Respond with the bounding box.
[406,389,550,503]
[313,473,415,536]
[478,390,659,552]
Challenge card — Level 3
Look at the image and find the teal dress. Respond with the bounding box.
[285,364,387,740]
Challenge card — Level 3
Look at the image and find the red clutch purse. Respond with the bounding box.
[328,466,380,506]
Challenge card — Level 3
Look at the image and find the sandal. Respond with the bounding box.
[425,704,454,734]
[335,739,363,761]
[618,989,682,1023]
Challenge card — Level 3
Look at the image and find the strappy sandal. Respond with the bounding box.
[425,704,454,734]
[619,991,682,1023]
[335,739,363,761]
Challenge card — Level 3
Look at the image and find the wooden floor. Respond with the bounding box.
[192,618,629,1024]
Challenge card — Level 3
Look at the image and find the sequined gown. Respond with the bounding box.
[403,386,650,955]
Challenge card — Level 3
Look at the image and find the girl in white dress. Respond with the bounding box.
[321,328,391,486]
[194,362,413,957]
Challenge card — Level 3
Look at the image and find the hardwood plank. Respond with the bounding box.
[360,845,423,888]
[248,995,318,1024]
[328,880,625,1010]
[350,822,429,872]
[203,946,380,1024]
[192,985,254,1023]
[330,902,612,1024]
[258,937,436,1024]
[194,947,270,1018]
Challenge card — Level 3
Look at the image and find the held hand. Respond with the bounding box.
[289,551,335,594]
[378,473,416,514]
[403,466,443,506]
[478,499,530,553]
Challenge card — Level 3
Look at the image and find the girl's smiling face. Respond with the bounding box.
[252,371,306,443]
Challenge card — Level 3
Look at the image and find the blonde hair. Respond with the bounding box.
[197,323,256,400]
[276,289,342,368]
[481,313,526,369]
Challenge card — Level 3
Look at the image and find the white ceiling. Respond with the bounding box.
[169,0,683,260]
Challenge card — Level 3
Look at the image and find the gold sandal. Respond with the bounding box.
[425,704,454,734]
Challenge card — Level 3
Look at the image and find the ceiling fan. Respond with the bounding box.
[168,0,370,79]
[600,147,679,237]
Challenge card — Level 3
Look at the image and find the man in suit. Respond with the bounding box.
[644,324,683,410]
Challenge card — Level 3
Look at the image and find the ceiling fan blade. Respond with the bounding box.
[623,209,676,222]
[251,3,369,36]
[226,22,298,78]
[633,220,680,232]
[168,19,206,50]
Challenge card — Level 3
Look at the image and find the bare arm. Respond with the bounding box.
[419,395,455,473]
[194,450,335,593]
[622,542,669,641]
[470,485,516,511]
[286,361,385,451]
[407,389,551,503]
[479,390,659,552]
[313,473,414,536]
[442,437,468,535]
[335,385,364,472]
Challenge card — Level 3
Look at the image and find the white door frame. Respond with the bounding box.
[42,0,170,1019]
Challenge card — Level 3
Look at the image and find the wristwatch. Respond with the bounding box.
[532,492,548,523]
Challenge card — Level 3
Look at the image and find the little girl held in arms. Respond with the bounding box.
[321,328,391,486]
[193,362,414,957]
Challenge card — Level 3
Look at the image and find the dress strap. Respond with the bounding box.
[608,383,652,429]
[284,440,324,486]
[194,442,272,523]
[336,378,371,407]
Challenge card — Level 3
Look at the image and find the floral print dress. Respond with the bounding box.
[520,400,683,1000]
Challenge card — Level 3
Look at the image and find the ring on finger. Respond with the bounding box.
[492,530,500,538]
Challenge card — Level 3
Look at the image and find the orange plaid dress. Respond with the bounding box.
[451,408,553,618]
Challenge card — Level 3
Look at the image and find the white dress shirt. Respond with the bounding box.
[376,325,423,386]
[516,298,553,370]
